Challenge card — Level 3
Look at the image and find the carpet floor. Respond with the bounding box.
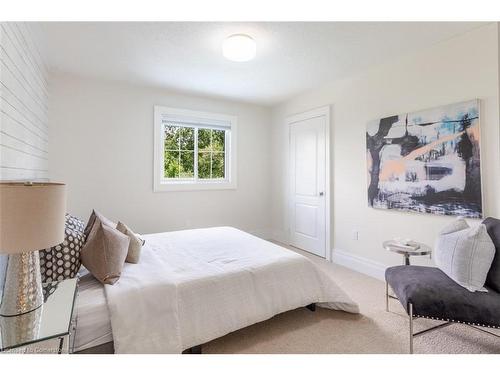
[203,245,500,354]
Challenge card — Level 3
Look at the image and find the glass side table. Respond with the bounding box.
[0,278,78,354]
[383,240,432,266]
[383,241,432,313]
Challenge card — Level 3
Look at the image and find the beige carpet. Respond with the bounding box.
[203,245,500,354]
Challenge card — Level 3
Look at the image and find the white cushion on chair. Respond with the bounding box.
[435,218,495,292]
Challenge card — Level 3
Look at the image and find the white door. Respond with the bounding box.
[288,107,329,258]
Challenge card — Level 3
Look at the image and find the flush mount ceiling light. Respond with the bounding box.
[222,34,256,62]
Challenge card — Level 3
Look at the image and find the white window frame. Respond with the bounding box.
[154,106,237,192]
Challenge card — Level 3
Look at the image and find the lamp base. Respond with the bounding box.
[0,251,43,317]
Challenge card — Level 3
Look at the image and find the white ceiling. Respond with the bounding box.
[38,22,487,106]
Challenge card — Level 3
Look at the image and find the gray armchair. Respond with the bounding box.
[385,217,500,353]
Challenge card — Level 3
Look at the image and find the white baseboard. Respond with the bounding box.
[271,230,288,244]
[249,229,273,240]
[331,249,387,281]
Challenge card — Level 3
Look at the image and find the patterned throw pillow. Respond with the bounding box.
[42,281,59,302]
[39,214,86,283]
[65,214,85,232]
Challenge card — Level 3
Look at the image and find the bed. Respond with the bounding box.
[74,227,358,354]
[73,272,114,353]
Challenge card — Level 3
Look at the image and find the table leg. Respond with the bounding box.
[58,336,64,354]
[404,254,410,266]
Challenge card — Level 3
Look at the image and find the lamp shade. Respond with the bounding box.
[0,182,66,254]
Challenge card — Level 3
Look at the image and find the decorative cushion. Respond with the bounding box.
[42,281,59,302]
[84,210,117,238]
[80,216,129,285]
[116,221,144,264]
[39,214,85,283]
[434,218,495,292]
[65,213,85,232]
[385,265,500,328]
[482,217,500,292]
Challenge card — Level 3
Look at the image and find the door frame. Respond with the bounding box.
[286,106,331,261]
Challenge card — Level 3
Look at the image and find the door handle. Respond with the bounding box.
[319,192,324,196]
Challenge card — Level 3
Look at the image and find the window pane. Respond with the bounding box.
[163,125,227,181]
[179,151,194,178]
[212,152,225,179]
[198,152,211,179]
[212,130,225,152]
[164,125,180,150]
[198,128,211,151]
[164,150,180,178]
[179,127,194,150]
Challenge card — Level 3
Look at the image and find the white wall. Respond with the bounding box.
[1,22,49,181]
[47,24,500,273]
[49,72,272,237]
[271,23,500,272]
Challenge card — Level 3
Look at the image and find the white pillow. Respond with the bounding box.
[434,218,495,292]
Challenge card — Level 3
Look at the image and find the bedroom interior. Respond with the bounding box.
[1,1,500,371]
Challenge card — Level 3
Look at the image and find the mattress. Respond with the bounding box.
[74,270,113,352]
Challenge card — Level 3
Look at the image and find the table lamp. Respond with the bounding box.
[0,182,66,316]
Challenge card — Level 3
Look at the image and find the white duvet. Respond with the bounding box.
[104,227,359,353]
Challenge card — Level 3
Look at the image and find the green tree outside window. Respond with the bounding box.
[164,125,225,180]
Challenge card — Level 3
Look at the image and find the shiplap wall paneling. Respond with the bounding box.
[0,22,49,181]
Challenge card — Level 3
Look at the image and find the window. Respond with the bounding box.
[154,106,237,191]
[163,126,226,180]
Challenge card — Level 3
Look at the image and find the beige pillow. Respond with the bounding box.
[116,221,144,264]
[81,217,129,285]
[435,218,495,292]
[83,210,117,238]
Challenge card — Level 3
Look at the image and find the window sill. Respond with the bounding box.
[154,180,237,192]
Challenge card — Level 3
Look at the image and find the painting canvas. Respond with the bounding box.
[366,99,482,218]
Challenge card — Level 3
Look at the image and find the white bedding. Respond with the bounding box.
[74,272,113,352]
[105,227,359,354]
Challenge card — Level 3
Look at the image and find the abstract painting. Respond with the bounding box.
[366,99,482,218]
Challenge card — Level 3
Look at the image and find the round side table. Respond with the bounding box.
[383,240,432,265]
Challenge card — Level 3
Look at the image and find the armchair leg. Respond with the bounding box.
[409,303,414,354]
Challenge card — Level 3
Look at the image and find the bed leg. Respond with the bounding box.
[182,345,202,354]
[306,303,316,312]
[190,345,202,354]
